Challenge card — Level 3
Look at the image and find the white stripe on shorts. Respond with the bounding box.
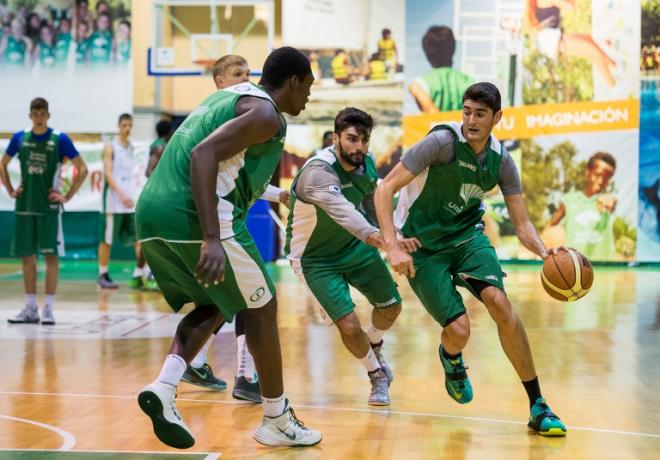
[289,258,334,326]
[223,236,273,309]
[104,214,114,245]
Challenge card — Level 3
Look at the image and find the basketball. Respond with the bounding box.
[541,248,594,301]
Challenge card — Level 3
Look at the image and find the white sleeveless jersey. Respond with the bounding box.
[103,138,136,214]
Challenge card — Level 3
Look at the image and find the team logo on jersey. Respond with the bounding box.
[233,84,252,92]
[250,287,265,302]
[459,160,477,172]
[459,183,485,205]
[328,185,341,193]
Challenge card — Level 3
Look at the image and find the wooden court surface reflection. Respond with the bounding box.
[0,261,659,459]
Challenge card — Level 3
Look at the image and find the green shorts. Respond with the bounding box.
[11,212,64,257]
[140,229,275,321]
[101,213,136,246]
[409,232,505,327]
[291,249,401,324]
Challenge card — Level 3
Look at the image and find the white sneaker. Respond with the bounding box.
[41,307,55,325]
[7,306,40,324]
[253,401,322,447]
[138,381,195,449]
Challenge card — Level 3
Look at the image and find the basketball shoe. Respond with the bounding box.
[138,381,195,449]
[232,374,262,403]
[528,397,567,436]
[129,276,144,290]
[7,306,40,324]
[439,345,473,404]
[253,400,322,447]
[41,306,55,325]
[181,363,227,391]
[368,368,390,406]
[371,340,394,382]
[97,273,118,289]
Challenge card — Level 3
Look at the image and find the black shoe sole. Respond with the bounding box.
[7,320,40,324]
[138,390,195,449]
[232,388,262,403]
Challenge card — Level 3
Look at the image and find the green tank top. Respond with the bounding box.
[39,43,57,67]
[396,123,502,250]
[561,191,614,260]
[76,38,90,63]
[285,148,379,266]
[117,39,130,63]
[137,83,286,241]
[421,68,475,111]
[89,30,112,63]
[15,130,62,215]
[54,32,71,64]
[4,36,27,65]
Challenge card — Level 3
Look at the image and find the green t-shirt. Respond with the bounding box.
[419,67,475,112]
[3,36,27,66]
[54,32,71,64]
[136,83,286,241]
[117,39,130,63]
[89,30,112,63]
[39,43,57,68]
[561,191,615,260]
[75,38,90,64]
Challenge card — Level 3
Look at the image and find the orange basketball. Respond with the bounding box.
[541,248,594,301]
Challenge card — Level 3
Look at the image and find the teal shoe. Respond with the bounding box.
[438,345,473,404]
[528,397,567,436]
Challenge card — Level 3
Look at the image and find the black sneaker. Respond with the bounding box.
[181,363,227,391]
[97,273,118,289]
[232,375,262,403]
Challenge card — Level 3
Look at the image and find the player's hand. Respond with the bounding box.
[541,246,569,259]
[121,195,135,208]
[48,190,68,204]
[596,194,617,213]
[279,189,291,206]
[384,241,416,278]
[11,185,23,198]
[397,237,421,253]
[195,239,226,287]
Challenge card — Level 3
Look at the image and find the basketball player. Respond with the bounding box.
[374,83,567,436]
[135,47,321,449]
[97,113,146,290]
[286,107,419,405]
[2,98,88,325]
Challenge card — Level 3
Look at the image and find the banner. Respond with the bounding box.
[403,0,654,262]
[0,0,132,132]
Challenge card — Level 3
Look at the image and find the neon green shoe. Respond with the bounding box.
[438,345,473,404]
[128,276,145,290]
[145,277,160,291]
[528,397,567,436]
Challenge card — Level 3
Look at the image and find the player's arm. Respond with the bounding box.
[63,156,88,202]
[408,80,439,114]
[101,142,132,207]
[295,162,381,247]
[146,144,164,177]
[0,154,20,197]
[548,202,565,226]
[505,194,550,259]
[190,97,280,285]
[261,184,290,206]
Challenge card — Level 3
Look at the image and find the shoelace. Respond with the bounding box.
[287,407,309,431]
[449,359,469,390]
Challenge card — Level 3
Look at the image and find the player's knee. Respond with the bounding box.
[44,255,58,267]
[335,312,362,339]
[483,289,515,325]
[445,313,470,342]
[377,303,401,321]
[22,255,36,267]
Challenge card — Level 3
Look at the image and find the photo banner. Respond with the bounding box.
[0,0,132,133]
[403,0,653,262]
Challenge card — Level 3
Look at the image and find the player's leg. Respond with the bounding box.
[409,251,473,404]
[181,323,227,391]
[40,211,62,325]
[562,33,616,87]
[43,255,58,325]
[126,214,146,290]
[8,215,40,324]
[456,234,566,436]
[231,309,261,402]
[97,214,117,289]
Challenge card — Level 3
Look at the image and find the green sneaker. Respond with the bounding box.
[438,345,473,404]
[129,276,144,290]
[181,363,227,391]
[528,397,567,436]
[145,277,160,291]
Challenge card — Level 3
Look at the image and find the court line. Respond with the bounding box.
[1,390,659,440]
[120,313,169,337]
[0,414,76,450]
[0,448,220,459]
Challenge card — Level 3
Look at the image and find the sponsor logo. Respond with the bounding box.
[189,106,210,118]
[374,297,399,308]
[233,84,252,92]
[485,275,498,281]
[445,201,464,215]
[328,185,341,193]
[250,287,265,302]
[340,183,353,189]
[459,184,485,205]
[27,165,45,175]
[459,160,477,172]
[277,427,297,440]
[192,367,209,380]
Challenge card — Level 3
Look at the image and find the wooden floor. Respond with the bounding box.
[0,260,659,459]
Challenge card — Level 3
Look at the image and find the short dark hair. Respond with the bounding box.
[382,28,391,37]
[30,97,48,111]
[156,120,172,137]
[422,26,455,67]
[334,107,374,136]
[322,130,333,141]
[212,54,247,79]
[587,152,617,171]
[462,82,502,113]
[119,20,131,29]
[259,46,312,90]
[118,113,132,123]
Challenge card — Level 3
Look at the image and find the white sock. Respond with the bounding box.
[26,294,37,310]
[190,336,213,368]
[358,347,380,373]
[236,334,247,377]
[133,267,143,277]
[144,264,152,277]
[367,324,385,345]
[262,394,286,418]
[157,354,187,386]
[44,295,55,310]
[99,265,108,276]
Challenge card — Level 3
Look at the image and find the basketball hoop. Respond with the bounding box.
[193,59,216,75]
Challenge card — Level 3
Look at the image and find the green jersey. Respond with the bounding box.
[89,30,112,63]
[54,32,71,64]
[395,123,503,250]
[418,67,475,111]
[285,148,379,269]
[117,39,130,63]
[562,191,615,260]
[75,38,90,63]
[3,36,27,66]
[14,130,63,215]
[137,83,286,241]
[39,43,57,68]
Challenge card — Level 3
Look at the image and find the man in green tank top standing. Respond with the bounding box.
[285,108,419,407]
[375,83,567,436]
[135,47,321,449]
[1,98,88,326]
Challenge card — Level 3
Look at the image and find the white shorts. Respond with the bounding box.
[536,28,562,59]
